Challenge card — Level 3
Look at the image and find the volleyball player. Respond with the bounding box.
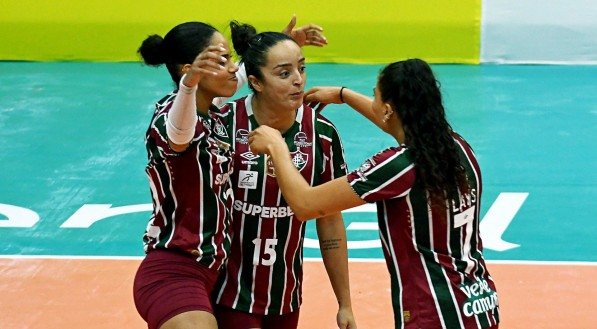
[249,59,500,329]
[133,17,329,329]
[134,21,237,329]
[213,23,356,329]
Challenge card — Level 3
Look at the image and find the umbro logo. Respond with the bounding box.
[240,152,260,161]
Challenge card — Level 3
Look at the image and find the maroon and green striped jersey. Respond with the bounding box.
[214,95,347,315]
[347,134,499,329]
[143,91,234,270]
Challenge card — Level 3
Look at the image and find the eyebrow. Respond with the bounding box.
[273,57,306,69]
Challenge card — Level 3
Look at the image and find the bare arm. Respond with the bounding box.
[168,44,227,152]
[249,127,365,220]
[304,87,387,129]
[316,212,357,328]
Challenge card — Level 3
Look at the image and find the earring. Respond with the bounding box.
[383,110,393,123]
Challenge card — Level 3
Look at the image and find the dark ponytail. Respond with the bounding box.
[138,34,166,66]
[229,21,257,58]
[137,22,218,86]
[229,21,295,92]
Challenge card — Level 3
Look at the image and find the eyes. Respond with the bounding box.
[278,65,306,78]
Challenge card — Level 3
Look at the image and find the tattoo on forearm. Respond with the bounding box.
[321,238,342,251]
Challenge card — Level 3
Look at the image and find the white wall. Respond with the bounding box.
[481,0,597,64]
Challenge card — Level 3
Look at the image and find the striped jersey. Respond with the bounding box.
[143,91,234,270]
[347,134,499,329]
[214,95,347,315]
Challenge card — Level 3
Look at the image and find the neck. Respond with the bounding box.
[195,90,213,115]
[387,119,406,145]
[252,94,296,133]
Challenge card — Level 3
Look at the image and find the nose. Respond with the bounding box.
[227,61,239,73]
[293,70,303,86]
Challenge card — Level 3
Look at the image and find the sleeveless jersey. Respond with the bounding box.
[346,134,499,329]
[143,91,234,270]
[214,95,347,315]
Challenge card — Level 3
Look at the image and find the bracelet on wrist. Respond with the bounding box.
[339,86,346,103]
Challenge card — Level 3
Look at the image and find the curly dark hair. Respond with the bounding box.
[378,58,469,208]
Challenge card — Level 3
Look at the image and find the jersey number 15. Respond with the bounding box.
[252,238,278,266]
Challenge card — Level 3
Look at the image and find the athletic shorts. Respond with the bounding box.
[214,304,300,329]
[133,249,219,329]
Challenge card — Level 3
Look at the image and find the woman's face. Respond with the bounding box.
[252,40,305,111]
[198,32,239,98]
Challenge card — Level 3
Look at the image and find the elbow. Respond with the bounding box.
[291,204,325,222]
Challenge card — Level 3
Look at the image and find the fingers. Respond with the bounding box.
[301,28,328,47]
[193,44,228,75]
[304,87,318,99]
[299,23,323,32]
[282,14,297,35]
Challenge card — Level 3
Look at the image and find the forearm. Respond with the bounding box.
[317,213,352,308]
[341,88,384,128]
[167,76,198,146]
[267,143,322,220]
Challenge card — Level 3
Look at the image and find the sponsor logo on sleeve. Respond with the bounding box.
[355,160,372,181]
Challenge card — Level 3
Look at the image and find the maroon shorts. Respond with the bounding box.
[133,249,219,329]
[214,304,300,329]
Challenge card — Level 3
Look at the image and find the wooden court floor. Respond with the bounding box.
[1,257,595,328]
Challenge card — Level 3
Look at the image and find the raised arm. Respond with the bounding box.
[304,87,387,129]
[248,126,365,221]
[168,44,227,151]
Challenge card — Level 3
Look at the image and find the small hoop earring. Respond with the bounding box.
[383,110,393,123]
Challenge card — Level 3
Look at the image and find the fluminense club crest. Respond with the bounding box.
[266,150,309,177]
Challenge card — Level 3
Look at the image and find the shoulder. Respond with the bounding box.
[314,111,341,138]
[358,146,414,176]
[155,91,177,113]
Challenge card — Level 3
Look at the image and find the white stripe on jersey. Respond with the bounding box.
[318,117,347,172]
[360,164,414,199]
[248,167,269,313]
[147,168,165,250]
[380,201,405,329]
[231,112,254,309]
[316,117,334,127]
[422,201,448,329]
[164,164,177,248]
[435,205,466,328]
[279,212,293,314]
[264,190,283,314]
[454,138,481,276]
[318,134,332,143]
[309,109,316,193]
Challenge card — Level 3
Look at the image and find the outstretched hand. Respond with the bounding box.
[304,86,344,105]
[282,15,328,47]
[182,44,227,87]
